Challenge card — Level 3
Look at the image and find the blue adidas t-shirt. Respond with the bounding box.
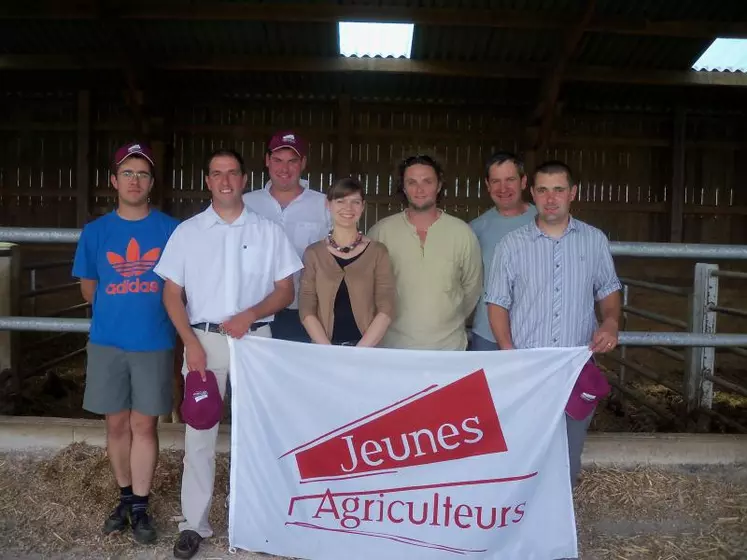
[73,210,179,352]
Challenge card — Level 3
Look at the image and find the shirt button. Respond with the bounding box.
[555,287,560,292]
[555,263,560,268]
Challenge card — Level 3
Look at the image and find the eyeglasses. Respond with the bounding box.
[118,170,152,181]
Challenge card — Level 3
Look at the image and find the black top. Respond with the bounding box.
[330,246,367,344]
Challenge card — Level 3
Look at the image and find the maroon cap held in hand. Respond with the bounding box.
[181,370,223,430]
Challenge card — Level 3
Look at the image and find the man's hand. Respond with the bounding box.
[590,318,619,353]
[185,341,208,380]
[221,308,257,339]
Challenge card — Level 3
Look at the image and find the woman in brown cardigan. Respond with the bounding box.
[299,177,395,346]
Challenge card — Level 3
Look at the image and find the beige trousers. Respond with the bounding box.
[178,325,271,538]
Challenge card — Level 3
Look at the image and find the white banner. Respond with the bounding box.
[228,338,591,560]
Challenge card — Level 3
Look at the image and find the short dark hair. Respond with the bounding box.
[534,160,575,186]
[327,177,365,202]
[397,154,445,203]
[205,148,246,175]
[484,151,525,181]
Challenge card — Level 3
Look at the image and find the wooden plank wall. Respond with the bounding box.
[0,90,745,244]
[0,92,77,228]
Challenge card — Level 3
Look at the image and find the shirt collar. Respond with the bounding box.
[198,203,255,229]
[530,215,578,240]
[263,178,310,192]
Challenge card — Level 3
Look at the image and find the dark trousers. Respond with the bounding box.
[271,309,311,343]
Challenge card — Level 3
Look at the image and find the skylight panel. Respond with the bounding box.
[338,22,414,58]
[692,38,747,72]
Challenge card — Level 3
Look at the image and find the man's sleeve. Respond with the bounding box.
[72,225,98,281]
[153,226,186,287]
[593,233,622,301]
[484,238,514,310]
[367,221,382,243]
[460,228,484,317]
[323,204,333,234]
[272,224,304,282]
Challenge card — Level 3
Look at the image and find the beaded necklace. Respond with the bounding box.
[327,230,363,253]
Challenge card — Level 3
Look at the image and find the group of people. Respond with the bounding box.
[73,130,621,558]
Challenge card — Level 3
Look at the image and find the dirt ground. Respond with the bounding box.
[0,444,745,560]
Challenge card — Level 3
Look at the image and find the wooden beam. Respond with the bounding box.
[566,65,747,88]
[531,0,596,154]
[2,2,746,38]
[75,90,91,227]
[2,55,747,88]
[670,107,687,242]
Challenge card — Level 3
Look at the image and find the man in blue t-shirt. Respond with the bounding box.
[469,151,537,351]
[72,142,179,545]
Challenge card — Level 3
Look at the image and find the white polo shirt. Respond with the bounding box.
[154,204,302,327]
[242,179,330,309]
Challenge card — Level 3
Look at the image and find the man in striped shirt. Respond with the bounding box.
[485,159,621,487]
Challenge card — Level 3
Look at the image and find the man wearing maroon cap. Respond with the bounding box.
[72,142,179,544]
[243,130,330,343]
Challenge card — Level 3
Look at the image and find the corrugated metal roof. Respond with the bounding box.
[1,0,746,103]
[0,20,339,57]
[0,2,743,71]
[413,27,562,63]
[574,34,711,69]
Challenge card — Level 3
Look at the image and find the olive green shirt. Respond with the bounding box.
[368,211,483,350]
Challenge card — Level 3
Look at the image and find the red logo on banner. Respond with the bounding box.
[289,369,508,480]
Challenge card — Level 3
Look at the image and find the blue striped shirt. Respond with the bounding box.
[485,217,621,349]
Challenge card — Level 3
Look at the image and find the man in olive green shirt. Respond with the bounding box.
[368,154,482,350]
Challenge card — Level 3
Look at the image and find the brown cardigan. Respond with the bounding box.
[298,240,396,340]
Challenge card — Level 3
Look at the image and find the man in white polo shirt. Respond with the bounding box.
[155,148,302,559]
[242,130,330,343]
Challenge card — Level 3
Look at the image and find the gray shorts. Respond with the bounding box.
[83,342,174,417]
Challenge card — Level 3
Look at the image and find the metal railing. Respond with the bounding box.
[4,245,89,391]
[21,258,89,317]
[1,227,747,432]
[4,227,747,260]
[610,263,747,433]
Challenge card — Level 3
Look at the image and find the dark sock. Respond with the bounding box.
[120,485,133,505]
[131,494,149,515]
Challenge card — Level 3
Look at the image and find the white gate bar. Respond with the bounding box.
[1,316,746,346]
[3,228,747,259]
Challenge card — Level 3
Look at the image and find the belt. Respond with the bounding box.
[191,321,269,335]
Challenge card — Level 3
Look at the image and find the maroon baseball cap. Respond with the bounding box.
[267,131,307,158]
[565,361,611,421]
[112,142,155,171]
[181,370,223,430]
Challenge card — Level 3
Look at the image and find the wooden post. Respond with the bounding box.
[0,246,15,375]
[336,94,352,180]
[670,106,686,242]
[0,245,23,408]
[685,263,718,431]
[76,90,91,227]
